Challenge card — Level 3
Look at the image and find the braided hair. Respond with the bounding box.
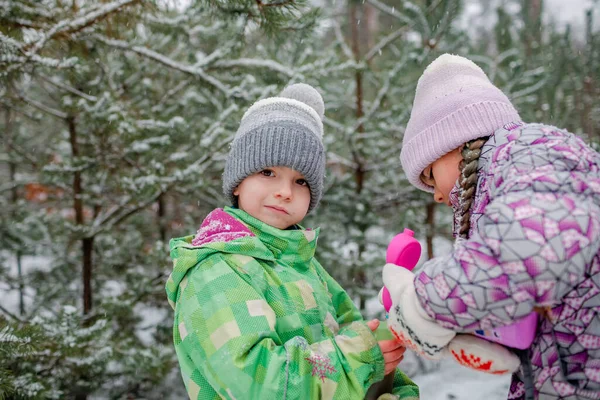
[457,137,488,239]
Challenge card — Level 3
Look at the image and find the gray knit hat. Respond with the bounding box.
[222,83,326,213]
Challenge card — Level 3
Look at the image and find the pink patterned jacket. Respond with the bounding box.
[415,123,600,399]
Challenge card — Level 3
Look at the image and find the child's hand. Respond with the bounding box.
[367,319,406,375]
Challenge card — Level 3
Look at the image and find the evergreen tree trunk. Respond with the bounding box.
[350,2,366,193]
[426,201,436,260]
[5,106,25,316]
[349,1,368,311]
[363,3,379,64]
[68,116,93,315]
[583,9,596,139]
[158,193,167,243]
[82,237,94,315]
[523,0,543,59]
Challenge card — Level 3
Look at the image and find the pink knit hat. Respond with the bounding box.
[400,54,521,192]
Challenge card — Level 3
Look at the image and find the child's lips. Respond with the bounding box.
[266,205,288,214]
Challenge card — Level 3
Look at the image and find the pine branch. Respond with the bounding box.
[0,305,22,323]
[0,98,41,122]
[4,0,140,74]
[364,27,410,62]
[15,91,68,119]
[353,54,409,132]
[25,0,139,55]
[89,135,231,236]
[93,35,230,95]
[332,20,354,61]
[39,75,98,102]
[213,58,296,78]
[155,79,191,107]
[0,0,57,19]
[366,0,412,24]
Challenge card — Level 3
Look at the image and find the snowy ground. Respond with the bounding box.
[1,253,46,316]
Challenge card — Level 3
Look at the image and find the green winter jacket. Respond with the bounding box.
[166,207,419,399]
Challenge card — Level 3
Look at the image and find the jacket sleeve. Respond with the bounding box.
[313,263,420,398]
[415,131,600,332]
[312,262,368,327]
[392,369,420,399]
[175,253,387,400]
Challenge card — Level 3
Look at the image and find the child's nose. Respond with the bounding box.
[433,189,444,204]
[275,182,293,199]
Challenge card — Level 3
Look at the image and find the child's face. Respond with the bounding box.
[233,166,311,229]
[420,148,462,206]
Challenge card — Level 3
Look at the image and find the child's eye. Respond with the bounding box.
[260,169,275,177]
[296,179,308,186]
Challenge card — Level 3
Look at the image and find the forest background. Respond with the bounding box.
[1,0,599,398]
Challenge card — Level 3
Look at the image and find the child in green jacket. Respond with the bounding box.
[165,84,419,400]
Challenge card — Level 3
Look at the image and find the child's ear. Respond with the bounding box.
[233,187,239,196]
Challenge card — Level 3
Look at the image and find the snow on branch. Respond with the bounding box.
[326,152,358,169]
[366,0,413,25]
[298,59,363,76]
[136,116,185,130]
[88,135,230,236]
[0,1,55,19]
[39,75,98,102]
[2,0,138,75]
[0,98,41,122]
[213,58,296,78]
[365,27,409,61]
[353,55,409,132]
[188,22,225,36]
[332,20,354,61]
[155,79,190,107]
[0,31,23,50]
[403,1,432,36]
[16,92,68,119]
[511,75,548,99]
[200,103,239,147]
[27,0,139,56]
[93,35,230,95]
[1,54,78,71]
[145,13,189,26]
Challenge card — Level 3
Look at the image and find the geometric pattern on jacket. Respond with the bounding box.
[166,207,419,399]
[416,123,600,399]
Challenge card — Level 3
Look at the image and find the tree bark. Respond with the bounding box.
[158,193,167,243]
[350,2,366,194]
[583,9,596,140]
[523,0,543,59]
[5,106,25,316]
[68,116,93,315]
[426,201,436,259]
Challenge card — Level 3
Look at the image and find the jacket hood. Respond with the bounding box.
[166,207,319,310]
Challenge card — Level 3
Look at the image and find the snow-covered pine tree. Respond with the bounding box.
[1,0,319,398]
[470,0,599,142]
[294,0,468,315]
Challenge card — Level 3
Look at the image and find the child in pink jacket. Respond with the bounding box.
[384,54,600,399]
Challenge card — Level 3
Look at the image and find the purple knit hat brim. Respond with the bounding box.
[400,54,521,192]
[402,101,520,192]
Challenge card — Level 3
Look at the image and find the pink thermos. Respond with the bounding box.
[382,228,537,350]
[381,228,421,311]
